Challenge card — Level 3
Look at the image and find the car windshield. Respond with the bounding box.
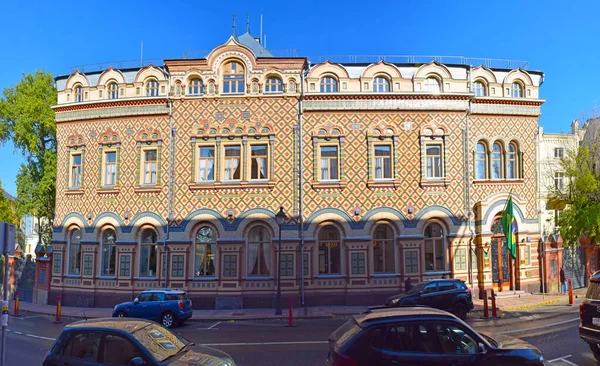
[131,323,188,362]
[480,333,498,347]
[586,281,600,300]
[407,282,427,294]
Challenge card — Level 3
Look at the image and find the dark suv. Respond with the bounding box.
[579,270,600,361]
[384,279,474,320]
[112,289,193,328]
[328,306,546,366]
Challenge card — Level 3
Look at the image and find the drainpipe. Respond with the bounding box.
[465,66,475,291]
[298,64,308,307]
[161,66,174,289]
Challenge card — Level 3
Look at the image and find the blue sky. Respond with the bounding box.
[0,0,596,195]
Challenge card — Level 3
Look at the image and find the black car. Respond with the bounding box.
[384,279,474,320]
[328,306,547,366]
[43,318,236,366]
[579,270,600,362]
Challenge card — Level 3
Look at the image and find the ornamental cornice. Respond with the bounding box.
[55,103,169,123]
[304,98,469,112]
[470,102,541,116]
[53,97,168,112]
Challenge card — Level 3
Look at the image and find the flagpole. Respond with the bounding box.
[501,187,515,291]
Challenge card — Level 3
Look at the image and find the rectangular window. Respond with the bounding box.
[555,172,565,190]
[53,253,62,274]
[520,244,531,266]
[104,151,117,186]
[404,250,419,274]
[425,237,445,271]
[223,254,237,277]
[320,146,339,180]
[198,146,215,182]
[374,145,392,179]
[143,150,157,185]
[119,255,131,277]
[281,253,294,277]
[351,252,366,275]
[83,254,93,276]
[303,253,309,276]
[454,248,467,271]
[319,241,341,274]
[194,241,216,277]
[250,144,268,180]
[426,144,443,179]
[70,154,82,188]
[39,269,46,285]
[224,145,241,181]
[171,254,184,278]
[554,147,564,158]
[551,259,557,277]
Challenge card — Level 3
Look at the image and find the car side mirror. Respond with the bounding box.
[478,343,488,354]
[133,298,139,304]
[129,357,145,366]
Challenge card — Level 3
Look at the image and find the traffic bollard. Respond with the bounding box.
[54,295,62,324]
[568,279,574,305]
[286,298,297,327]
[483,289,489,318]
[13,291,19,317]
[491,289,498,318]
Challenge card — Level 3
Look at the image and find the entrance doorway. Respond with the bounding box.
[491,219,512,291]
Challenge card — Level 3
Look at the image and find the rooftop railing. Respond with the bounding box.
[68,58,165,74]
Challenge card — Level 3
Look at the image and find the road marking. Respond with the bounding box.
[25,333,55,341]
[496,318,579,335]
[13,331,22,335]
[548,355,572,362]
[9,315,41,320]
[201,340,328,347]
[207,321,221,330]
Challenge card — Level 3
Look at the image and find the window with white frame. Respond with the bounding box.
[68,228,82,275]
[100,228,116,276]
[374,144,392,179]
[320,146,339,180]
[320,77,338,93]
[507,143,518,179]
[265,77,283,94]
[195,226,216,277]
[223,61,245,94]
[139,228,158,277]
[424,77,441,93]
[424,223,445,272]
[75,85,83,102]
[425,144,443,179]
[188,78,204,95]
[555,172,565,190]
[70,153,82,188]
[103,151,117,186]
[491,142,503,179]
[247,226,271,276]
[107,82,119,99]
[318,226,341,274]
[373,224,395,273]
[475,142,487,180]
[250,144,268,180]
[554,147,564,159]
[198,146,215,182]
[472,81,486,96]
[145,80,159,96]
[373,77,390,92]
[511,82,523,98]
[223,145,241,181]
[142,149,157,185]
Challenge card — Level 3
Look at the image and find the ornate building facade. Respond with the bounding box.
[50,30,545,308]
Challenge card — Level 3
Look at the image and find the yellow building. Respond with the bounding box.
[51,30,544,308]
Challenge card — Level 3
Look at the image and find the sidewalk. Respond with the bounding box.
[12,288,587,322]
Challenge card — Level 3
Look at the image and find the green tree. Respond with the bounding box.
[550,145,600,246]
[0,70,56,247]
[0,180,18,225]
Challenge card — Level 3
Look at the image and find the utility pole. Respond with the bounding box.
[0,222,15,366]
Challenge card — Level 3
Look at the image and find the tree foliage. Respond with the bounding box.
[550,145,600,246]
[0,180,18,225]
[0,70,56,246]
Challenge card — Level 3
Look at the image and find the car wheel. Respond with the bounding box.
[453,302,468,320]
[589,343,600,362]
[115,311,126,318]
[161,312,175,328]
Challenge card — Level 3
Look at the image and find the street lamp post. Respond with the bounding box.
[275,206,286,316]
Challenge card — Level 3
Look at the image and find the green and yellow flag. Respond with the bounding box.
[501,195,517,260]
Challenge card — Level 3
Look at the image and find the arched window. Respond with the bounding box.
[247,226,271,276]
[491,142,503,180]
[318,226,341,274]
[373,76,390,92]
[139,228,158,277]
[424,223,445,272]
[507,142,518,179]
[320,77,338,93]
[265,77,283,94]
[424,77,441,93]
[475,142,487,180]
[74,85,83,102]
[472,81,486,97]
[373,224,394,273]
[68,228,82,275]
[223,61,245,94]
[101,228,116,276]
[145,79,159,97]
[511,82,523,98]
[195,226,216,277]
[188,78,204,95]
[107,82,119,99]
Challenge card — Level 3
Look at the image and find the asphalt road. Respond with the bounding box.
[1,304,596,366]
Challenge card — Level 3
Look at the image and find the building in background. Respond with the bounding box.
[50,27,545,308]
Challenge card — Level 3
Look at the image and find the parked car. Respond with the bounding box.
[328,306,547,366]
[384,279,474,320]
[43,318,235,366]
[579,270,600,361]
[112,289,193,328]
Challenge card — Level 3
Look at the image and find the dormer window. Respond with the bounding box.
[145,80,159,97]
[74,85,83,102]
[320,77,338,93]
[188,78,204,95]
[424,77,441,93]
[472,81,486,97]
[223,61,245,94]
[107,82,119,99]
[265,77,283,94]
[511,82,523,98]
[373,77,390,92]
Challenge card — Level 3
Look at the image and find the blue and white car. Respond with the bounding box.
[112,289,193,328]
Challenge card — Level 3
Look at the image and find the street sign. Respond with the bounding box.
[0,223,15,256]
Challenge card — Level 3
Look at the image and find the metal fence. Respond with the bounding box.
[307,55,529,69]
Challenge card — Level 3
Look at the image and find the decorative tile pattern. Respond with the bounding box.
[351,252,366,275]
[454,248,467,271]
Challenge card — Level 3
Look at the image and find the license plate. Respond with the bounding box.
[593,317,600,326]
